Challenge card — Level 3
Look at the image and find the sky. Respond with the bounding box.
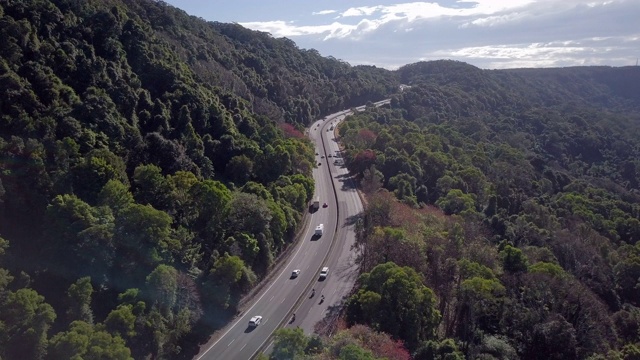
[163,0,640,70]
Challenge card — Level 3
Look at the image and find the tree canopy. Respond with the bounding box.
[340,60,640,358]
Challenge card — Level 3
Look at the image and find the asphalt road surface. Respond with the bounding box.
[195,100,389,360]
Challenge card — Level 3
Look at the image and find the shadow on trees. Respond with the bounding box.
[175,306,237,359]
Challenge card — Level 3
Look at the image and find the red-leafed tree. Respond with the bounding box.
[279,122,305,139]
[356,128,377,148]
[350,149,377,175]
[347,324,412,360]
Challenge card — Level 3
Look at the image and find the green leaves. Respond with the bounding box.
[210,255,245,285]
[499,245,528,274]
[204,254,253,309]
[66,277,94,324]
[71,149,128,204]
[1,288,56,360]
[613,245,640,306]
[347,262,441,350]
[145,265,178,314]
[435,189,476,216]
[271,328,308,360]
[48,321,132,360]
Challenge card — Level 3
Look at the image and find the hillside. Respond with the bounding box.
[336,61,640,359]
[2,0,640,358]
[0,0,395,358]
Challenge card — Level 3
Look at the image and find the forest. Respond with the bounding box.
[0,0,396,359]
[329,61,640,359]
[1,0,639,359]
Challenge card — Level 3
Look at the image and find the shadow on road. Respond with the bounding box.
[334,172,358,191]
[343,213,364,227]
[313,299,348,337]
[244,326,256,334]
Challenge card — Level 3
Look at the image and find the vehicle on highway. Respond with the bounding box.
[249,316,262,327]
[322,202,328,208]
[319,267,329,280]
[318,162,322,166]
[291,269,301,278]
[321,155,325,158]
[328,154,332,157]
[315,224,324,236]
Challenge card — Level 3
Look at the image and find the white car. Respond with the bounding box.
[291,269,301,278]
[319,267,329,280]
[249,316,262,327]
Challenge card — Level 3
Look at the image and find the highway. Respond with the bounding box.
[280,100,390,337]
[195,100,389,360]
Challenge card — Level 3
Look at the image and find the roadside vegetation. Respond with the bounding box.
[0,0,393,358]
[261,61,640,360]
[337,61,640,359]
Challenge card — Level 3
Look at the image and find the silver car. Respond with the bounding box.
[249,316,262,327]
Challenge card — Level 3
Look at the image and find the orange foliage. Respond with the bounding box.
[279,122,305,139]
[357,128,377,147]
[367,189,446,237]
[345,325,412,360]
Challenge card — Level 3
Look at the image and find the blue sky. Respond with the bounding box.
[163,0,639,69]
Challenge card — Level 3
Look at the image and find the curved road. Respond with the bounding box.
[195,100,389,360]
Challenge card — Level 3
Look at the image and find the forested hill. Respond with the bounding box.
[335,61,640,359]
[398,60,640,111]
[0,0,395,359]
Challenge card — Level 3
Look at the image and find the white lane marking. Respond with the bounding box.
[270,295,274,302]
[197,213,314,359]
[228,339,235,347]
[241,344,247,351]
[197,105,376,359]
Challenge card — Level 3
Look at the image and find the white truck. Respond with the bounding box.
[312,197,320,211]
[315,224,324,236]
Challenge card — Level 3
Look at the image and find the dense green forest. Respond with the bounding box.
[254,61,640,360]
[0,0,396,358]
[330,61,640,359]
[2,0,640,359]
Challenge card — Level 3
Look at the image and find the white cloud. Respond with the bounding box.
[342,6,381,17]
[239,20,356,38]
[425,34,640,68]
[461,11,527,27]
[243,1,539,41]
[312,10,337,15]
[237,0,638,69]
[340,1,536,23]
